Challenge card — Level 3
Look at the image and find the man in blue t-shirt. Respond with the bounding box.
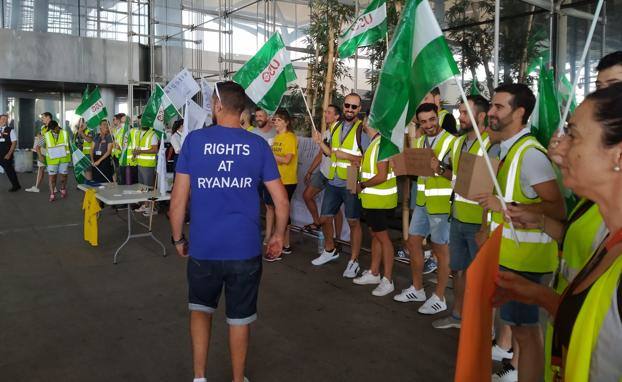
[169,81,289,382]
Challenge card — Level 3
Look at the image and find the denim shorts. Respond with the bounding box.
[310,171,329,190]
[449,219,481,271]
[47,162,69,175]
[499,266,544,326]
[320,184,361,220]
[187,256,262,325]
[408,205,450,244]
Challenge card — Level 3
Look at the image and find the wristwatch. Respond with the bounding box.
[171,234,187,246]
[359,182,367,190]
[438,163,446,175]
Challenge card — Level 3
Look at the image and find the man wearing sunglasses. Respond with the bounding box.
[311,93,364,279]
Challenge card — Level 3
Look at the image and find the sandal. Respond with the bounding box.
[303,223,321,232]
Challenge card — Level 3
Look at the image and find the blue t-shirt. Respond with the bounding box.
[176,125,280,260]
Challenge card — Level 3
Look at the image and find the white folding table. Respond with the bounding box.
[78,183,171,264]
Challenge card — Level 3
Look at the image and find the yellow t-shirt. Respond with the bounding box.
[82,189,101,246]
[272,131,298,185]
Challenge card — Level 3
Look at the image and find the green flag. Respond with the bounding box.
[119,117,131,167]
[338,0,388,58]
[70,139,91,184]
[370,0,459,160]
[469,80,480,96]
[76,87,108,133]
[530,63,560,148]
[233,32,297,115]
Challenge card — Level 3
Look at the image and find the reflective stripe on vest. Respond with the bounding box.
[126,128,142,166]
[491,135,557,272]
[360,136,397,209]
[438,109,449,127]
[451,133,490,224]
[413,130,455,214]
[136,129,157,167]
[83,138,92,154]
[112,128,124,157]
[44,130,71,165]
[562,255,622,381]
[328,120,362,180]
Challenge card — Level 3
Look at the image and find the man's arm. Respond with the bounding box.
[170,173,190,257]
[264,179,289,258]
[6,141,16,159]
[513,180,566,221]
[274,153,294,164]
[359,160,389,188]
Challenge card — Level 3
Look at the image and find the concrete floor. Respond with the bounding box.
[0,173,459,382]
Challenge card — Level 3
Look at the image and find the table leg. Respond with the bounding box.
[113,204,133,264]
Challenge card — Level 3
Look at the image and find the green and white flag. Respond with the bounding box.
[369,0,459,160]
[338,0,387,58]
[70,139,91,184]
[557,74,577,114]
[141,84,178,138]
[469,80,481,96]
[76,87,108,132]
[233,32,297,115]
[118,118,131,167]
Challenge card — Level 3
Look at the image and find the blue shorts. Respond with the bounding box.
[499,266,544,326]
[310,171,329,190]
[187,256,262,325]
[320,184,361,220]
[449,219,481,271]
[408,205,450,244]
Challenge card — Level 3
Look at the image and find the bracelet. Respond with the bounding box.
[171,233,187,246]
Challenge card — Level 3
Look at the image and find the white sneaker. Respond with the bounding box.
[492,344,514,361]
[143,209,158,217]
[393,285,426,302]
[492,363,517,382]
[311,249,339,266]
[418,293,447,315]
[134,204,148,213]
[25,186,40,193]
[342,260,360,278]
[372,277,395,296]
[353,270,381,285]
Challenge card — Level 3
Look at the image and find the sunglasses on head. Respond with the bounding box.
[344,103,359,110]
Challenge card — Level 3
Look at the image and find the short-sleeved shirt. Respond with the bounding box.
[251,126,276,146]
[93,134,113,156]
[0,126,17,142]
[176,125,280,261]
[499,127,556,198]
[272,131,298,185]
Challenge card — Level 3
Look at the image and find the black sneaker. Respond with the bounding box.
[282,246,292,255]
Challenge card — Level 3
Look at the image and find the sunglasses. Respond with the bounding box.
[344,103,359,110]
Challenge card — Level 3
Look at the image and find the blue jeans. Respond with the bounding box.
[499,266,544,326]
[449,219,481,271]
[187,256,262,325]
[408,205,450,244]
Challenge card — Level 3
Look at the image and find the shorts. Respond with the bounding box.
[137,166,155,188]
[499,266,544,326]
[321,184,361,220]
[449,219,481,271]
[265,183,297,206]
[47,162,69,175]
[363,208,393,232]
[408,205,450,244]
[187,256,262,325]
[310,171,329,190]
[37,160,45,168]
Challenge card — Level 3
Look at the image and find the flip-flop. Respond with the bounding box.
[303,223,321,232]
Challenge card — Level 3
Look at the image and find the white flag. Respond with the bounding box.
[156,140,167,196]
[201,79,214,124]
[181,99,208,146]
[164,68,201,109]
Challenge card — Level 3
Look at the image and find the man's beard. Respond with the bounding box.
[489,115,511,132]
[256,120,267,128]
[344,114,355,122]
[461,124,474,133]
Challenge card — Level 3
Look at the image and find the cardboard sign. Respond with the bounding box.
[392,148,435,177]
[346,165,359,194]
[407,123,418,148]
[454,152,500,200]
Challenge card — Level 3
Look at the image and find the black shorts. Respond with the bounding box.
[264,183,297,206]
[363,208,393,232]
[187,256,262,325]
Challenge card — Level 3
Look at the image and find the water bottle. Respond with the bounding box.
[317,231,325,254]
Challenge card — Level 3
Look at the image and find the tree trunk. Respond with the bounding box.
[518,6,536,82]
[483,58,495,96]
[309,43,321,117]
[321,25,335,135]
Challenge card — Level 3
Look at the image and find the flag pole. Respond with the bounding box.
[454,77,520,244]
[297,85,319,133]
[556,0,604,137]
[493,0,500,88]
[147,138,163,231]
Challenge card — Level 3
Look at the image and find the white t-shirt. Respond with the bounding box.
[170,131,182,154]
[499,128,556,198]
[319,127,333,177]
